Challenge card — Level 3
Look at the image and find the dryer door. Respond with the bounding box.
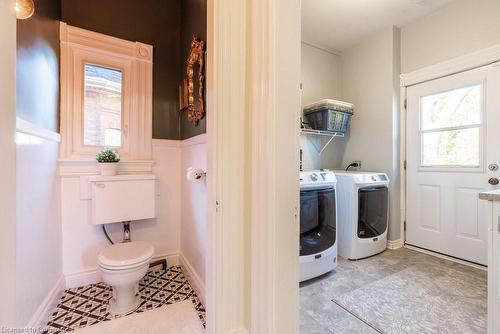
[358,186,388,239]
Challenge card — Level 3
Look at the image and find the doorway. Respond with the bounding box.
[299,1,493,334]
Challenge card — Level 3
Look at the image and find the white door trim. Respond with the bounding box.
[206,0,248,332]
[399,86,407,244]
[0,0,17,326]
[249,1,301,333]
[206,0,300,333]
[401,43,500,87]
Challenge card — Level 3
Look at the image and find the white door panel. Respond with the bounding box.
[407,65,500,266]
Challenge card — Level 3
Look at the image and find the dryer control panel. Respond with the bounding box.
[371,174,388,182]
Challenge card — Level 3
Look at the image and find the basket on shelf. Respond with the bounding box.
[303,99,354,133]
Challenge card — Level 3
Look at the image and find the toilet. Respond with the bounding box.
[98,241,154,315]
[88,174,158,315]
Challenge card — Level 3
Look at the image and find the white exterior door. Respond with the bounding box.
[406,64,500,266]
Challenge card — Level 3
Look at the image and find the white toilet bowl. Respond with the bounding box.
[98,241,154,315]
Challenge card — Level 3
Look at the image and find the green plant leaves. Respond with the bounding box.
[96,149,120,163]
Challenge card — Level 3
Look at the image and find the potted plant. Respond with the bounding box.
[96,149,120,176]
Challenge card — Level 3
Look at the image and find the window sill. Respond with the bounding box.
[58,158,155,177]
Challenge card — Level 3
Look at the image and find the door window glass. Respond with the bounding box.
[420,84,482,167]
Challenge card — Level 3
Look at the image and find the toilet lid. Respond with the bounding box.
[98,241,154,267]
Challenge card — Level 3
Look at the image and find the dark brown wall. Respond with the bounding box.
[61,0,182,139]
[17,0,61,132]
[180,0,207,139]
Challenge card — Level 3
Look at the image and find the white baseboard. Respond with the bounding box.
[387,239,404,250]
[179,253,206,305]
[27,275,65,329]
[65,268,102,289]
[65,252,180,289]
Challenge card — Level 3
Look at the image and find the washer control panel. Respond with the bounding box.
[300,170,337,189]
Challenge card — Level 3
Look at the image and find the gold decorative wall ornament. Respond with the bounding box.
[185,36,205,125]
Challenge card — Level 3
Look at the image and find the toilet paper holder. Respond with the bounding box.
[186,167,207,182]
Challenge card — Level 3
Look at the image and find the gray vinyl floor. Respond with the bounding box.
[300,248,487,334]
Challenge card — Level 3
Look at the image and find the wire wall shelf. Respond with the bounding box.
[300,129,345,155]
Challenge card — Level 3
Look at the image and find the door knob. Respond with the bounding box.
[488,177,499,185]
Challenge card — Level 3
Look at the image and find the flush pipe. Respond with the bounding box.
[102,221,132,245]
[123,222,131,242]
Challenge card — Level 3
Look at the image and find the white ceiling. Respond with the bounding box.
[302,0,455,52]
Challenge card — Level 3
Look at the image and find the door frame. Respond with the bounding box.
[399,43,500,247]
[206,0,301,333]
[400,44,500,334]
[0,0,17,326]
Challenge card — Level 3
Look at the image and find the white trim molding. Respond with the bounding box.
[387,239,404,250]
[16,117,61,143]
[401,43,500,87]
[205,0,248,332]
[249,0,301,333]
[27,275,65,330]
[179,253,206,306]
[301,41,342,57]
[58,159,155,177]
[65,268,102,289]
[181,133,207,148]
[59,22,153,165]
[206,0,300,333]
[152,138,182,148]
[399,86,407,244]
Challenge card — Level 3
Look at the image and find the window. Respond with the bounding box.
[83,64,122,147]
[59,22,153,167]
[420,84,482,168]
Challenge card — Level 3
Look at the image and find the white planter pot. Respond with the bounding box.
[99,162,119,176]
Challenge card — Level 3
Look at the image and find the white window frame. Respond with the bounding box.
[418,81,486,173]
[59,22,153,174]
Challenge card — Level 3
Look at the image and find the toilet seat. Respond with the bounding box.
[98,241,154,270]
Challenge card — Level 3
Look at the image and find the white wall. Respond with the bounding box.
[180,134,207,298]
[15,131,62,327]
[401,0,500,73]
[340,26,401,241]
[61,140,182,282]
[301,43,341,107]
[300,43,346,170]
[0,0,17,326]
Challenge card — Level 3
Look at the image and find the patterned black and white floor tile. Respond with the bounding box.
[43,266,206,333]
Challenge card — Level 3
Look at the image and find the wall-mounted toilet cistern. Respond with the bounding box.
[89,174,157,315]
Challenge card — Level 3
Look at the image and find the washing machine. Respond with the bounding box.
[334,171,389,260]
[299,170,338,282]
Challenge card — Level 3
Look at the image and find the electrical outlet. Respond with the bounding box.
[353,160,361,168]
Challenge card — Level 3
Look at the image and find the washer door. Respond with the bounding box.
[300,187,336,256]
[357,186,388,239]
[300,190,318,234]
